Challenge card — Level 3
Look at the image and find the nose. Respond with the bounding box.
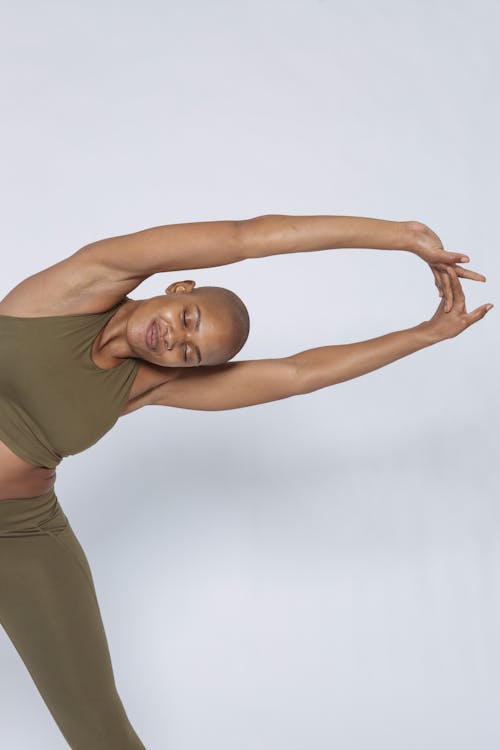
[165,324,174,350]
[165,323,192,351]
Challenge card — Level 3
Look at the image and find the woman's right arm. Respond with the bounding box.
[148,269,491,413]
[150,322,440,412]
[293,322,440,395]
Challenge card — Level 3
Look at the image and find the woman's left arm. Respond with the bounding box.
[83,214,413,280]
[80,214,485,310]
[240,214,413,256]
[240,214,486,311]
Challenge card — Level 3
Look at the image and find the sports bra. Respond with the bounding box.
[0,296,139,470]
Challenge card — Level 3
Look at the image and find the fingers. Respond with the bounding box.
[432,261,486,281]
[446,266,465,310]
[466,303,494,326]
[441,267,453,311]
[430,259,490,316]
[433,261,486,282]
[449,252,470,263]
[431,266,443,297]
[454,266,487,282]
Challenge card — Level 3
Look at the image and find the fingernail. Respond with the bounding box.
[486,304,494,311]
[461,256,469,262]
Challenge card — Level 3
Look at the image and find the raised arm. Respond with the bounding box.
[239,214,416,258]
[79,214,417,282]
[138,268,491,414]
[137,322,439,413]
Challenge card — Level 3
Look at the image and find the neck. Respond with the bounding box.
[95,298,139,362]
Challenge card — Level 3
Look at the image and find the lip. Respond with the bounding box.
[146,320,158,351]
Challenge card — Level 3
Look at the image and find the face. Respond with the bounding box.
[127,281,239,367]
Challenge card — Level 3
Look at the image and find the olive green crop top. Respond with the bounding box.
[0,296,139,470]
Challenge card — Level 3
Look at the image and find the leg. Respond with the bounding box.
[0,489,146,750]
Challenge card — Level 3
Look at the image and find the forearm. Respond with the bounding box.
[292,322,440,394]
[240,214,416,258]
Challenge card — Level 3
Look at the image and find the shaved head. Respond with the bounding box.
[125,279,250,368]
[189,285,250,361]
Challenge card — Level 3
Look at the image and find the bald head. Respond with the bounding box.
[127,279,250,368]
[189,285,250,361]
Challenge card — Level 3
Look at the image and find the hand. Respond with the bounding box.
[408,221,487,313]
[424,266,493,341]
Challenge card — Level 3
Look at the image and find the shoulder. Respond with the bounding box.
[118,361,189,416]
[0,246,144,317]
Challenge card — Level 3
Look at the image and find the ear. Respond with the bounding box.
[165,280,196,294]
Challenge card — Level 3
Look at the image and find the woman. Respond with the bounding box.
[0,214,491,749]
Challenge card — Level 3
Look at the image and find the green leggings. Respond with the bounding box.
[0,488,146,749]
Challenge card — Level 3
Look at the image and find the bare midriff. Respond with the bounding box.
[0,439,57,501]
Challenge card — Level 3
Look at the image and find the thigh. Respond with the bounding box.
[0,496,146,750]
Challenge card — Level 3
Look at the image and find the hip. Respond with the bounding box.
[0,438,57,501]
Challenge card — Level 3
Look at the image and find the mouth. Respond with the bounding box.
[146,320,159,351]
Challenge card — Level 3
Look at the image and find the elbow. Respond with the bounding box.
[237,214,286,260]
[290,356,341,396]
[236,216,265,259]
[288,356,317,396]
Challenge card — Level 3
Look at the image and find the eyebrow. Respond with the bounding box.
[195,305,202,364]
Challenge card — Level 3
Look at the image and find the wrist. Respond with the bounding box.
[397,220,424,251]
[404,220,439,255]
[413,320,443,346]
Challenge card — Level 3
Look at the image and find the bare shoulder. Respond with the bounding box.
[0,246,146,317]
[118,361,187,417]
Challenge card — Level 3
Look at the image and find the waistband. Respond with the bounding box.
[0,487,68,538]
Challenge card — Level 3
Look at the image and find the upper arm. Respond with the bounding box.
[80,218,249,281]
[0,248,127,316]
[149,356,305,411]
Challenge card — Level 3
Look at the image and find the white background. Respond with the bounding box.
[1,1,499,748]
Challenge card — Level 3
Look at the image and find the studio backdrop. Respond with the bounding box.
[1,1,498,749]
